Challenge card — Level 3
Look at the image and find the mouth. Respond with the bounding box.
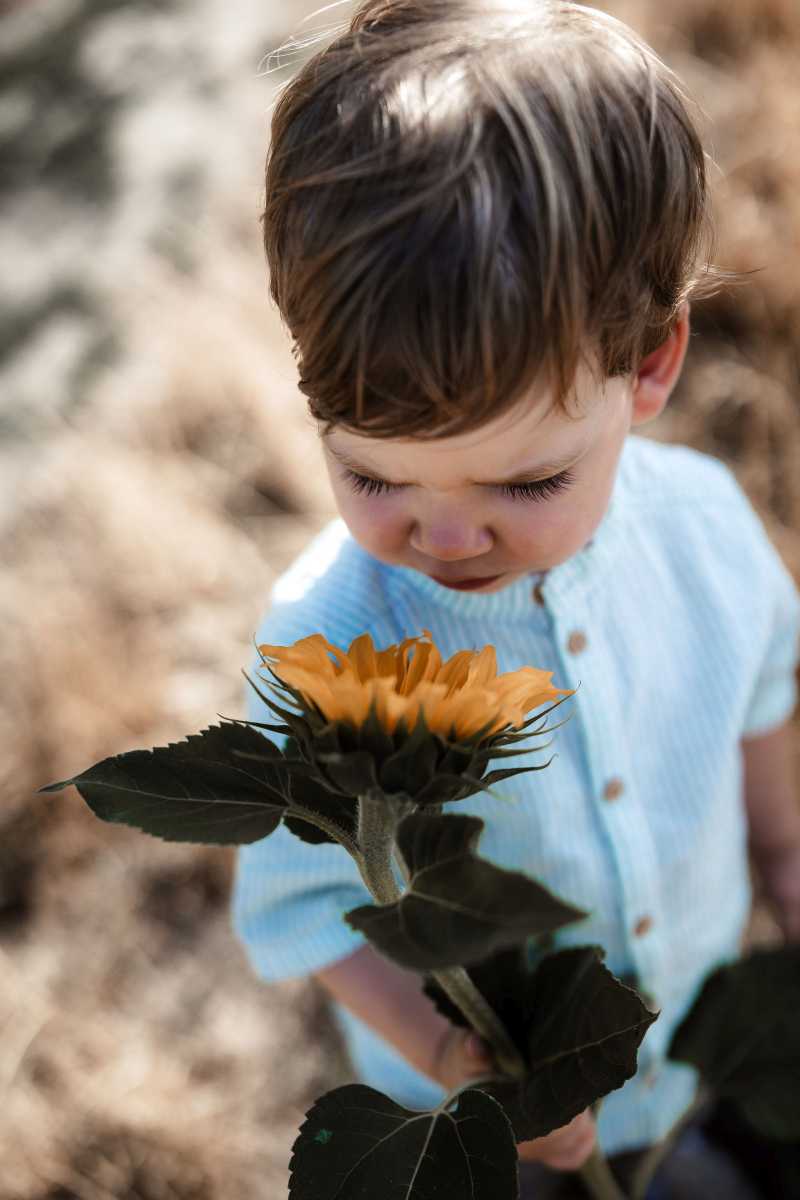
[431,574,503,591]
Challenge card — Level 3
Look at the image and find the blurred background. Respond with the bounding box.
[1,0,798,1195]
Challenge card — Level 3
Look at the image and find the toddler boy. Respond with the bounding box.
[232,0,800,1182]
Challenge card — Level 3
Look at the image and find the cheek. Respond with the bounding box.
[504,490,599,558]
[335,492,408,554]
[503,502,568,551]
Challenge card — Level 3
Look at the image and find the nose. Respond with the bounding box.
[408,516,494,562]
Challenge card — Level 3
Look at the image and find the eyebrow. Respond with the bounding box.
[323,441,582,486]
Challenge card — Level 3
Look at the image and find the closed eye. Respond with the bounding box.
[341,468,575,501]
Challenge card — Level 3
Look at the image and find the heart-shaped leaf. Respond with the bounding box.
[289,1083,519,1200]
[38,721,291,845]
[425,944,658,1141]
[345,812,586,970]
[668,944,800,1141]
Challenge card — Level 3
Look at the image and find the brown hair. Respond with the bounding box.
[264,0,724,438]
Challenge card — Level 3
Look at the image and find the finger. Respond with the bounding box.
[549,1125,597,1171]
[516,1116,596,1165]
[535,1110,593,1151]
[782,909,800,941]
[528,1129,596,1171]
[464,1032,493,1064]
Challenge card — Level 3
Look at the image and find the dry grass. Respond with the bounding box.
[1,0,798,1196]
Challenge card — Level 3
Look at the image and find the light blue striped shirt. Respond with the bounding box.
[230,434,800,1156]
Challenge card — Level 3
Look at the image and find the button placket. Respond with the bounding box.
[555,607,663,988]
[550,597,663,993]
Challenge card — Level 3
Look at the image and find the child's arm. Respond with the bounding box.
[742,720,800,941]
[314,942,454,1082]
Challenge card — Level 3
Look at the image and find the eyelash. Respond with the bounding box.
[342,468,575,502]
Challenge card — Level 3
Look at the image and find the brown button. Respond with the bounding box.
[567,630,587,655]
[532,582,546,606]
[603,778,625,802]
[643,1067,659,1089]
[634,915,654,938]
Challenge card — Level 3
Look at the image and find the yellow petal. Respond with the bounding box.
[399,640,443,696]
[436,650,475,696]
[258,634,337,679]
[465,645,498,689]
[374,646,401,679]
[347,632,378,682]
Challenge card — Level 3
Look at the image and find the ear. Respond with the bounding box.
[631,303,690,426]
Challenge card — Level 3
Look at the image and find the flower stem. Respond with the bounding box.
[356,792,526,1079]
[356,791,403,904]
[578,1146,628,1200]
[629,1088,711,1200]
[286,807,361,861]
[429,964,527,1080]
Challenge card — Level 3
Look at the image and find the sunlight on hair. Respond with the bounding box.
[257,1,351,78]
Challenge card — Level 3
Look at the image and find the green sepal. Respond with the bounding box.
[357,700,396,763]
[315,750,380,796]
[224,714,292,739]
[376,708,440,795]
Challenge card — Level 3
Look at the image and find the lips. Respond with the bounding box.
[432,574,502,591]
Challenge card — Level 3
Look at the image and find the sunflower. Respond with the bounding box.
[257,630,567,741]
[247,630,572,809]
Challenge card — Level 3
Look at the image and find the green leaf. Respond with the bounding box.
[37,722,290,845]
[668,944,800,1141]
[424,945,658,1142]
[289,1083,519,1200]
[345,812,586,970]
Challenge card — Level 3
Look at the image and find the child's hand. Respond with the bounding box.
[758,841,800,941]
[431,1026,596,1171]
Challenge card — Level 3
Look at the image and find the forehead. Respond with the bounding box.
[323,368,614,485]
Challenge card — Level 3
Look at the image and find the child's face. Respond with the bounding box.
[320,362,637,593]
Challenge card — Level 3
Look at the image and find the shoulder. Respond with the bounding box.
[615,436,797,608]
[617,434,745,512]
[250,517,392,653]
[616,435,773,556]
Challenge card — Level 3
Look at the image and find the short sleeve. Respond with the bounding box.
[229,608,371,982]
[741,532,800,739]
